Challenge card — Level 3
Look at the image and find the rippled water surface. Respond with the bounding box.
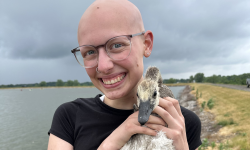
[0,86,184,150]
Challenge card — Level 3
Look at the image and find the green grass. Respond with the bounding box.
[190,83,250,149]
[217,118,235,127]
[207,98,214,109]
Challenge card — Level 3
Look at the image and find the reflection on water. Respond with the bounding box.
[0,86,184,150]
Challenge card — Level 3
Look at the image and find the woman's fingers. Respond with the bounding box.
[134,125,157,136]
[145,123,172,135]
[153,106,176,127]
[147,115,166,126]
[146,124,184,142]
[158,97,180,120]
[164,97,183,117]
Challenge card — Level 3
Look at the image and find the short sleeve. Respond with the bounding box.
[48,101,78,146]
[181,106,202,150]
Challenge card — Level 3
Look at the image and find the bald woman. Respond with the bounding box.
[47,0,201,150]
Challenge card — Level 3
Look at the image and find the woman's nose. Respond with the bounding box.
[97,48,114,73]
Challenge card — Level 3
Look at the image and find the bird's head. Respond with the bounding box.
[137,79,159,125]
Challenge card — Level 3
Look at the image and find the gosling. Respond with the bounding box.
[121,66,175,150]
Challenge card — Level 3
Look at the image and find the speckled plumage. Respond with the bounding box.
[121,66,176,150]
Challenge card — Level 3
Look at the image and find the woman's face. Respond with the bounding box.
[77,5,152,100]
[84,32,146,100]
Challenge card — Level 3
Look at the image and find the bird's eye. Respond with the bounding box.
[153,90,157,97]
[137,93,139,97]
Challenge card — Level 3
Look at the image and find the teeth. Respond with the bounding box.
[103,74,126,85]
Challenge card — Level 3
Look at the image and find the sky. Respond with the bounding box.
[1,0,250,85]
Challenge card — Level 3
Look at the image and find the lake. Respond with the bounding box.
[0,86,185,150]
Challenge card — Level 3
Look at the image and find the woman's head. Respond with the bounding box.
[77,0,153,100]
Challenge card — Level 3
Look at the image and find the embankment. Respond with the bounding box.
[178,84,250,149]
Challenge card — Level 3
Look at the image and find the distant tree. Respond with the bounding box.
[81,82,94,86]
[73,80,80,86]
[65,80,74,86]
[179,78,188,83]
[39,81,47,87]
[163,79,168,84]
[168,78,176,83]
[56,79,64,86]
[0,85,6,88]
[189,75,194,83]
[194,73,204,83]
[7,84,14,87]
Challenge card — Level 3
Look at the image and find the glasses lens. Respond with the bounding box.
[106,36,131,60]
[74,46,98,68]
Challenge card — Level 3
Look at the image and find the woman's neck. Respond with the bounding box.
[103,76,144,110]
[103,87,138,110]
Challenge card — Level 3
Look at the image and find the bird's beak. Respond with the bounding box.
[138,100,153,126]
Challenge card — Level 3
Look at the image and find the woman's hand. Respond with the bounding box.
[98,111,166,150]
[146,97,189,150]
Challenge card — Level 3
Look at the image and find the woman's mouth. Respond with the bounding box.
[101,73,126,85]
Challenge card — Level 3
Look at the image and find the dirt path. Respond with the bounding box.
[205,83,250,92]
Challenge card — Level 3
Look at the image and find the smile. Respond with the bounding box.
[102,73,126,85]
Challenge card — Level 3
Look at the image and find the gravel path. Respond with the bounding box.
[205,83,250,92]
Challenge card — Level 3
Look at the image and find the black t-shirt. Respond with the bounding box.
[48,94,201,150]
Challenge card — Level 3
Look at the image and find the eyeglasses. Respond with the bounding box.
[71,32,145,68]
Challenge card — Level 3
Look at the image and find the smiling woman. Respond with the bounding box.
[47,0,201,150]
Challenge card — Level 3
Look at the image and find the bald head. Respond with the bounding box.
[78,0,145,45]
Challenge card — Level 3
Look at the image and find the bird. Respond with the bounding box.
[121,66,176,150]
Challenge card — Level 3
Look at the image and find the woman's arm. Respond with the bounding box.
[47,134,73,150]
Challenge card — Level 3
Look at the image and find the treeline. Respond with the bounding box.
[0,79,93,88]
[162,72,250,85]
[188,73,250,85]
[203,73,250,85]
[2,73,249,88]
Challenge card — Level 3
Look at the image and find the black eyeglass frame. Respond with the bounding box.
[71,31,145,68]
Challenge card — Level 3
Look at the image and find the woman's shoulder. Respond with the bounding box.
[57,94,102,112]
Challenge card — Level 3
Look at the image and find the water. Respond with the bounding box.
[0,86,184,150]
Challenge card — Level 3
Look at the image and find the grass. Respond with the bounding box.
[207,98,215,109]
[190,83,250,149]
[198,138,232,150]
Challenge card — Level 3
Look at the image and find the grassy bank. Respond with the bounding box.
[190,83,250,150]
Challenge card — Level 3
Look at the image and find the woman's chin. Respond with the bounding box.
[105,91,126,100]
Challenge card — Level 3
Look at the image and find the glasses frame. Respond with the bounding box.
[71,31,145,68]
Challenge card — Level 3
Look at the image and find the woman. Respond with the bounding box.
[47,0,201,150]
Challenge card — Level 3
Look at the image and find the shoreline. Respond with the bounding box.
[0,86,96,90]
[0,83,188,90]
[178,85,222,141]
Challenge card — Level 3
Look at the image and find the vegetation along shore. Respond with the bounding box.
[180,84,250,150]
[1,72,249,89]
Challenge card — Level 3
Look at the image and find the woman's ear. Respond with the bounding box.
[143,30,154,58]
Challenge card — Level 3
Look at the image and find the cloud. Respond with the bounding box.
[1,0,250,84]
[0,0,93,59]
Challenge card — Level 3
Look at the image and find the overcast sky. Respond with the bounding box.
[1,0,250,85]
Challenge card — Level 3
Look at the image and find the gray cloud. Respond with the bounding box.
[1,0,250,84]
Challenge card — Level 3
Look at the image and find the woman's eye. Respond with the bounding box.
[86,50,95,55]
[112,43,123,49]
